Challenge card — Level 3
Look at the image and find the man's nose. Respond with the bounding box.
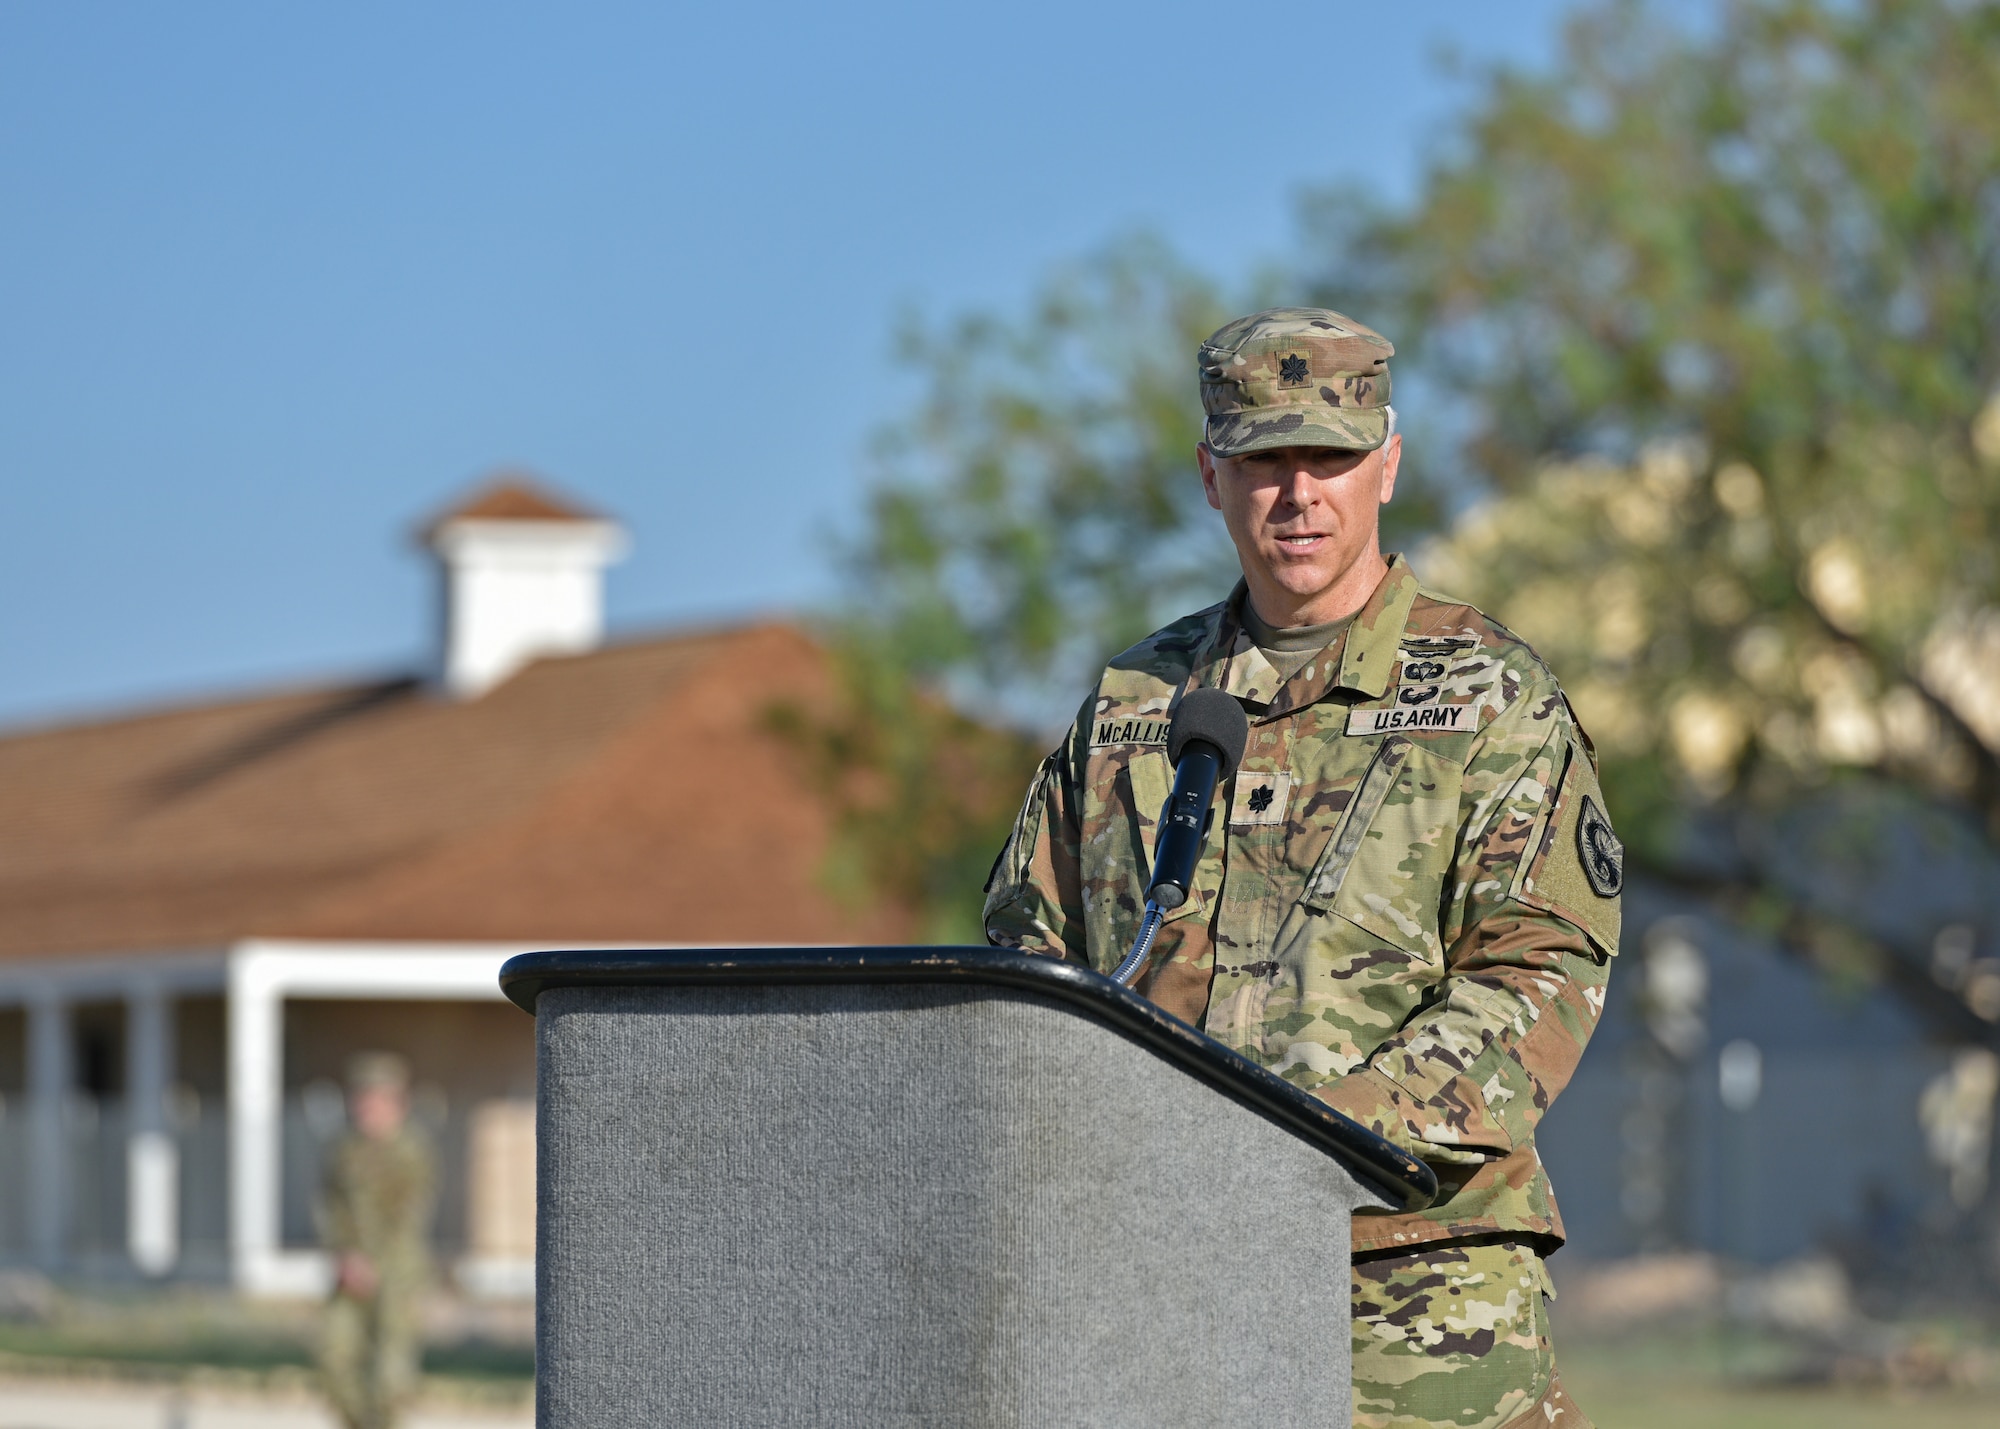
[1283,468,1317,508]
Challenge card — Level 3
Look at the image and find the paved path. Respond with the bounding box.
[0,1379,530,1429]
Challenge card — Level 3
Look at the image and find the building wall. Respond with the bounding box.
[0,1008,22,1096]
[0,1008,21,1256]
[282,998,533,1098]
[176,997,227,1099]
[71,1001,124,1098]
[174,996,231,1274]
[1536,880,1957,1268]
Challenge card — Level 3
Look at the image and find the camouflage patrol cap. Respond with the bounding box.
[1199,307,1394,456]
[346,1051,410,1093]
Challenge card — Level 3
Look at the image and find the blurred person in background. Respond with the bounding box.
[318,1052,437,1429]
[984,308,1621,1429]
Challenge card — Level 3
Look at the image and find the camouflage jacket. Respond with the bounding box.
[319,1128,437,1282]
[982,556,1622,1254]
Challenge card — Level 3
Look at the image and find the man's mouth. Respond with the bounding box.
[1276,534,1327,550]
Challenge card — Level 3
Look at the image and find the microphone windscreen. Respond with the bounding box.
[1167,688,1249,774]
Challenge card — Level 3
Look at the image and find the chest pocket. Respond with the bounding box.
[1298,734,1459,963]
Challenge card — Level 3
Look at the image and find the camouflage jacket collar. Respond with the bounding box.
[1197,554,1420,718]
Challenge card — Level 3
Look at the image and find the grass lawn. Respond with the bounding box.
[0,1284,531,1400]
[1558,1319,1999,1428]
[1563,1363,2000,1428]
[6,1283,1996,1426]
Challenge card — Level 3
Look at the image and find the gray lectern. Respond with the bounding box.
[500,947,1435,1429]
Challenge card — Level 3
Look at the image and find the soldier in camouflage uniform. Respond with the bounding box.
[984,309,1622,1429]
[318,1052,437,1429]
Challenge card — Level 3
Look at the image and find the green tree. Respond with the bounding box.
[1307,0,2000,1031]
[794,240,1239,938]
[764,635,1042,944]
[847,236,1241,721]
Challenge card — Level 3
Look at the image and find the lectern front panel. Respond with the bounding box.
[536,980,1379,1428]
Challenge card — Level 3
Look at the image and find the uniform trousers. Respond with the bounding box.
[1350,1238,1591,1429]
[320,1280,423,1429]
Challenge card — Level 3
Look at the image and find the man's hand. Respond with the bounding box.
[337,1251,379,1299]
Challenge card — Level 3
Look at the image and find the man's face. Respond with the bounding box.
[351,1084,408,1141]
[1198,436,1401,623]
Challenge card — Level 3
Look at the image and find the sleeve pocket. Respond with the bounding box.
[985,748,1057,901]
[1513,740,1623,960]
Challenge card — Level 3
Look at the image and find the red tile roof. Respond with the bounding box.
[0,624,910,958]
[423,476,604,531]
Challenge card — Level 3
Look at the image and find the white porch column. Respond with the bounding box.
[227,948,288,1295]
[125,982,178,1277]
[25,992,70,1270]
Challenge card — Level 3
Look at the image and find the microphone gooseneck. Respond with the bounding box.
[1111,904,1167,987]
[1112,689,1249,987]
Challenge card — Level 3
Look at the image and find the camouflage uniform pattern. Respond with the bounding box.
[1353,1240,1590,1429]
[318,1128,437,1429]
[1200,307,1395,455]
[983,555,1622,1254]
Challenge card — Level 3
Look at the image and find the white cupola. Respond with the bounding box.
[423,476,628,698]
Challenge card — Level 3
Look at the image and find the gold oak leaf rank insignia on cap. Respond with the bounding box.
[1577,795,1624,897]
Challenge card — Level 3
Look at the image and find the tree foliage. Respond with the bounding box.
[764,636,1042,945]
[845,237,1243,721]
[1314,0,2000,1031]
[795,241,1240,936]
[1313,0,2000,503]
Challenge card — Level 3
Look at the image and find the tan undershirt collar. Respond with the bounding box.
[1240,602,1357,682]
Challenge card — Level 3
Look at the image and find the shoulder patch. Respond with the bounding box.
[1576,795,1623,897]
[1514,742,1623,958]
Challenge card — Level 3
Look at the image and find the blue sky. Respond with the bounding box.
[0,2,1588,728]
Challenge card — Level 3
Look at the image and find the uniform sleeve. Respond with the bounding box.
[982,702,1090,961]
[317,1142,360,1254]
[1317,679,1621,1167]
[404,1136,440,1242]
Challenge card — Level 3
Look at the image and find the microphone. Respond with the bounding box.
[1111,688,1249,987]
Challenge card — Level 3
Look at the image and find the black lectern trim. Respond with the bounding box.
[499,945,1438,1213]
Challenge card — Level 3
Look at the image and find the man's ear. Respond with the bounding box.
[1377,433,1402,506]
[1197,442,1223,512]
